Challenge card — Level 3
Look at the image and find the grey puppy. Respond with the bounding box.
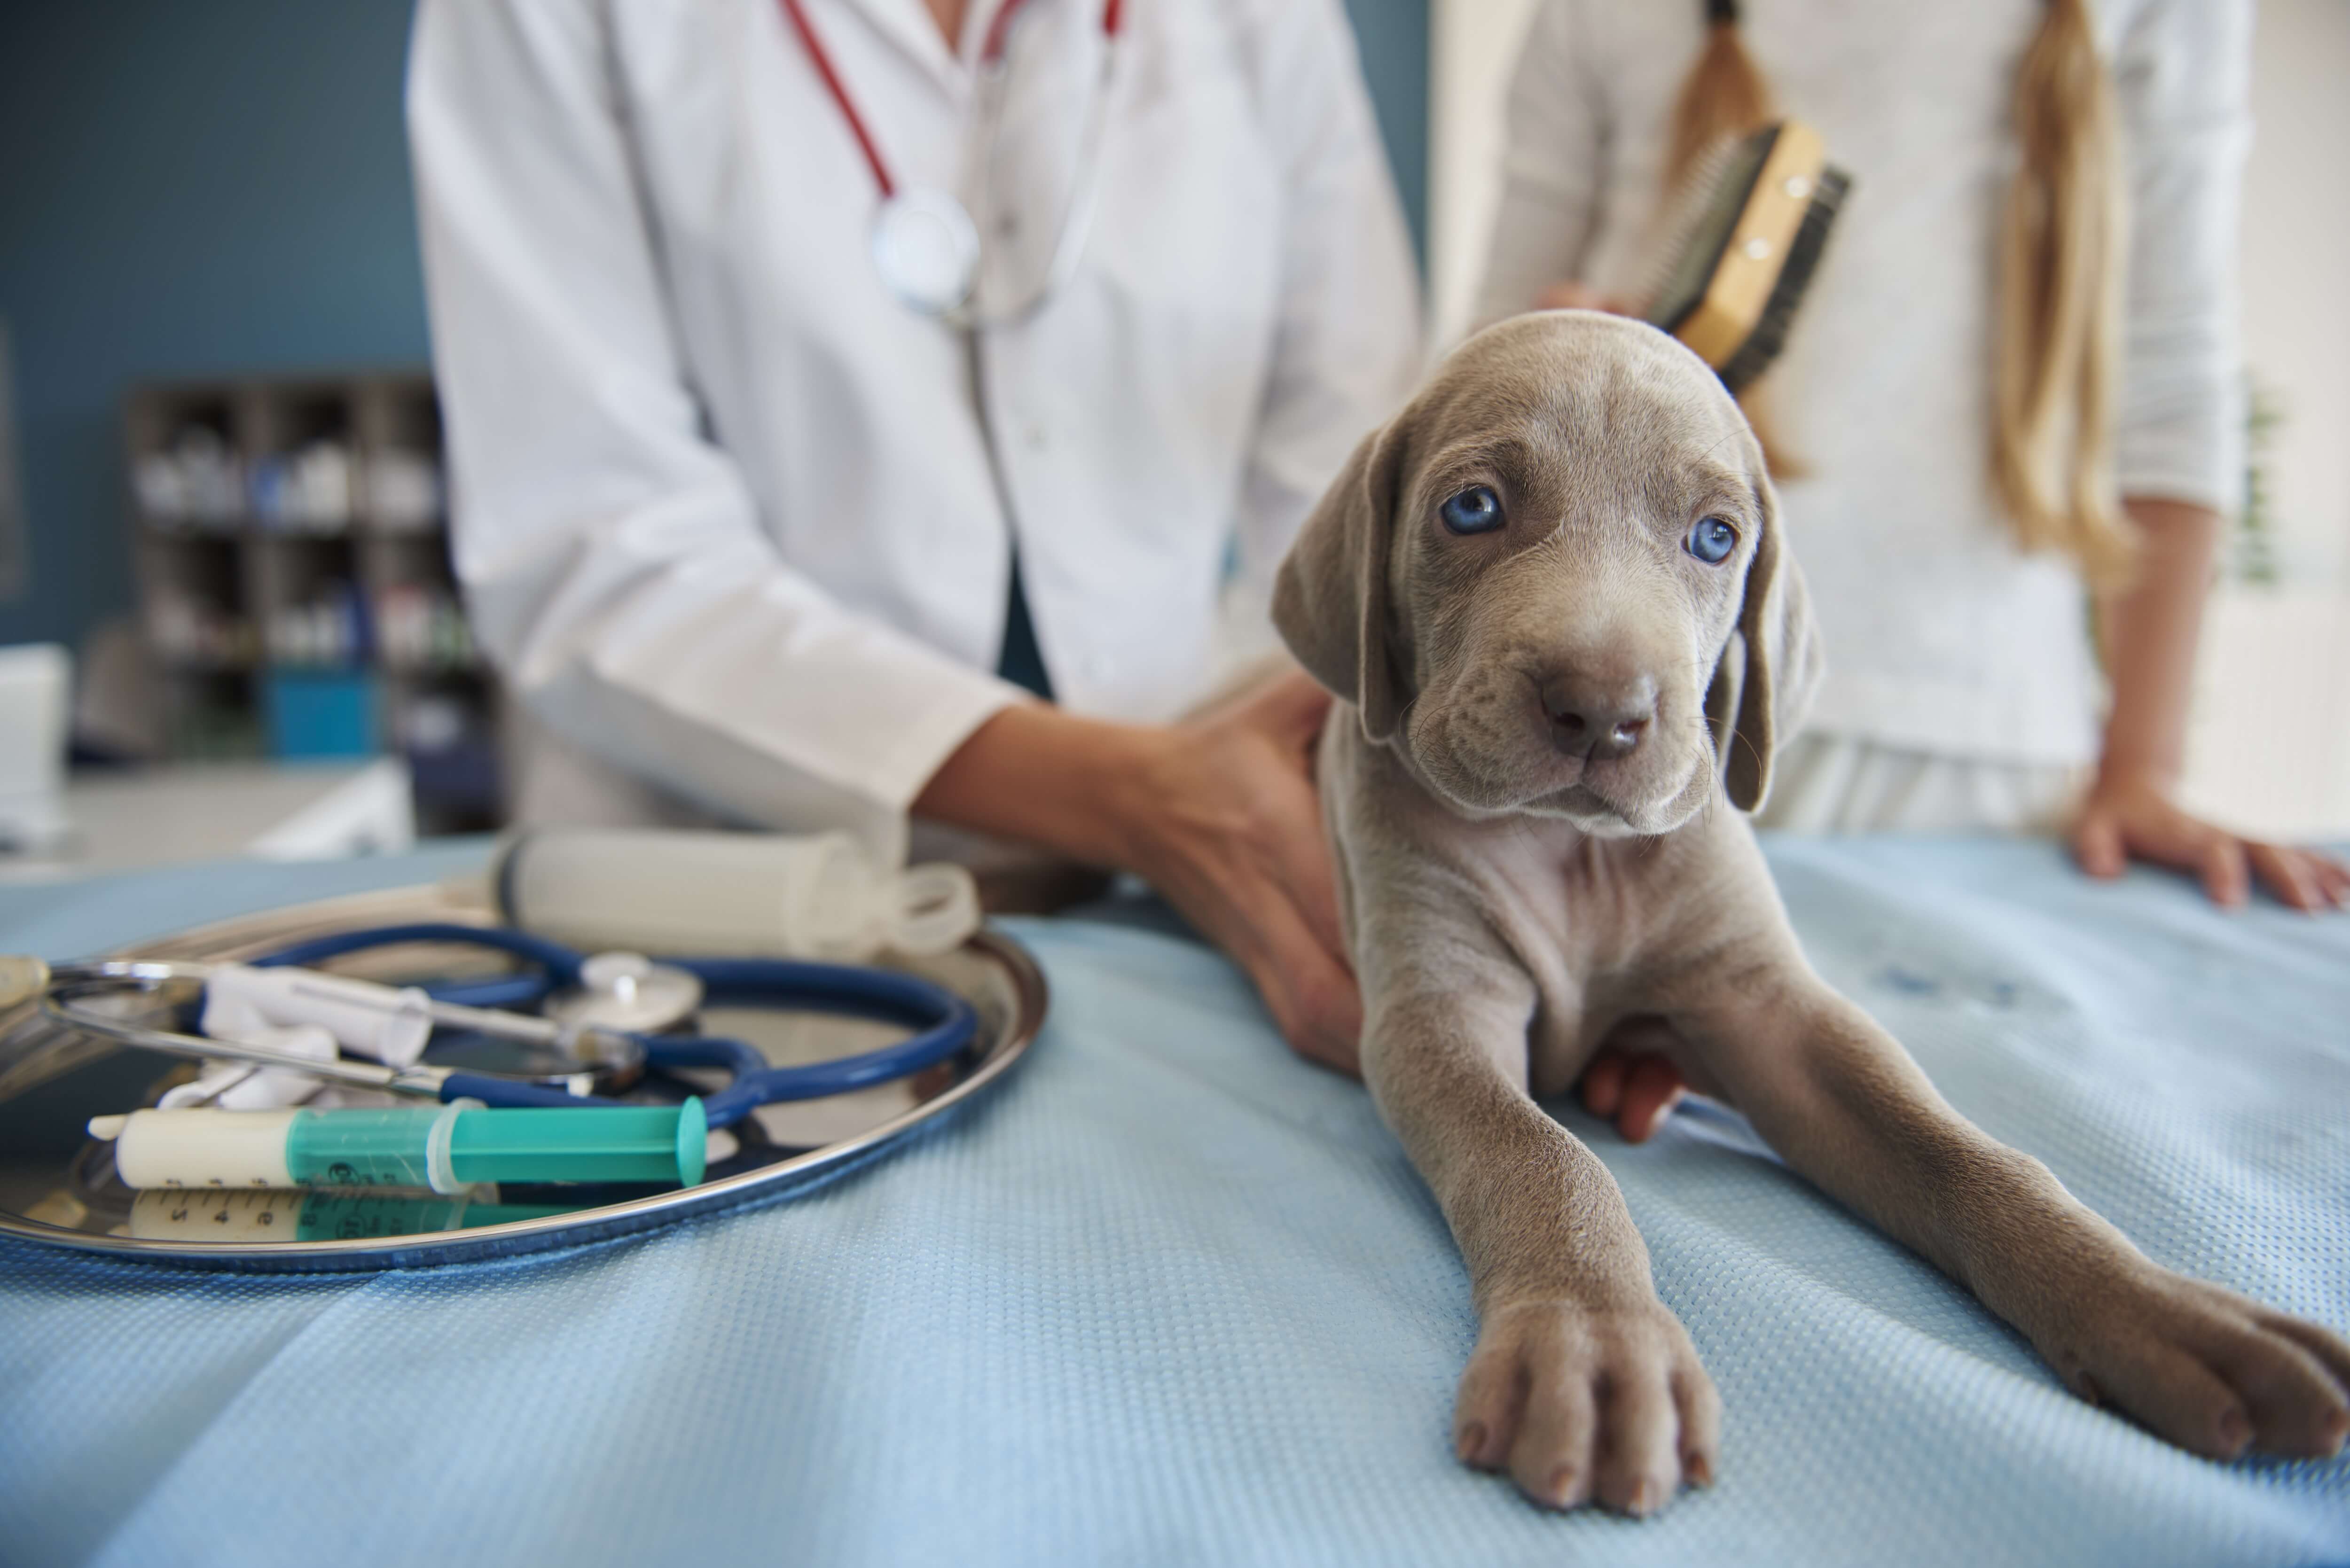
[1272,312,2350,1517]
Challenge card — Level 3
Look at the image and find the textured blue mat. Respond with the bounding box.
[0,838,2344,1567]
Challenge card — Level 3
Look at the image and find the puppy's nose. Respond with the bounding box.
[1538,673,1657,762]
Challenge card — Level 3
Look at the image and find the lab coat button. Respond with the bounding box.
[1083,653,1112,682]
[1023,424,1048,452]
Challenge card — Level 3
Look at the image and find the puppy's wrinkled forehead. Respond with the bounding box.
[1408,314,1754,505]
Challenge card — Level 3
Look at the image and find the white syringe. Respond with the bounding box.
[90,1100,708,1194]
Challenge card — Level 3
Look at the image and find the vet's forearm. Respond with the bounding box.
[2096,498,2220,788]
[912,702,1147,867]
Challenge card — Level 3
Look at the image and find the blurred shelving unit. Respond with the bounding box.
[124,372,504,835]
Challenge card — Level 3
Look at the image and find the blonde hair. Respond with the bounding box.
[1667,0,2133,582]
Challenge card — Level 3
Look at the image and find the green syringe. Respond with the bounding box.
[89,1099,708,1194]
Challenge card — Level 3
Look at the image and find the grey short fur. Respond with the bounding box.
[1273,312,2350,1516]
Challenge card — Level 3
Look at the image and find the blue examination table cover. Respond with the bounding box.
[0,837,2344,1568]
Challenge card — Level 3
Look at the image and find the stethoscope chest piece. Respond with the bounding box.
[871,186,983,318]
[544,952,705,1037]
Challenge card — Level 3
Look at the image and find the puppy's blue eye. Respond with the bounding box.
[1440,485,1504,535]
[1684,517,1738,564]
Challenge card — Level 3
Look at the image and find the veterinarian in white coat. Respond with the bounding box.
[407,0,1419,1067]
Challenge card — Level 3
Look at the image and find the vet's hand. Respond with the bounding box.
[1577,1050,1688,1144]
[911,676,1360,1066]
[2072,769,2349,912]
[1115,671,1363,1072]
[1535,280,1640,316]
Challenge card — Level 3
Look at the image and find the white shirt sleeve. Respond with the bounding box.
[1223,0,1423,642]
[407,0,1021,858]
[1469,0,1611,333]
[2109,0,2252,513]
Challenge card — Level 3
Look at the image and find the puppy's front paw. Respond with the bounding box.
[1452,1296,1720,1516]
[2050,1268,2350,1461]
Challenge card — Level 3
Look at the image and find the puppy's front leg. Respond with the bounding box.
[1364,948,1720,1514]
[1676,962,2350,1462]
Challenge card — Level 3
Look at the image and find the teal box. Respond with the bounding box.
[262,671,379,758]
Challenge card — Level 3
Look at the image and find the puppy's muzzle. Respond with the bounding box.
[1534,670,1658,763]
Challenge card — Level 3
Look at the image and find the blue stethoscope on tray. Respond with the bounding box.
[27,924,979,1131]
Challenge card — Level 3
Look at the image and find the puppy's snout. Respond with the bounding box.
[1536,671,1657,762]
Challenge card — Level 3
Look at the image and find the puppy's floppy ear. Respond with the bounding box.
[1273,420,1409,742]
[1706,468,1823,811]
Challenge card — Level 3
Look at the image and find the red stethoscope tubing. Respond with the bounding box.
[776,0,1125,201]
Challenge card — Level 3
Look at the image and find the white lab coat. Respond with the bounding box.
[407,0,1421,862]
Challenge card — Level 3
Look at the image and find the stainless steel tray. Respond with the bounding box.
[0,882,1045,1272]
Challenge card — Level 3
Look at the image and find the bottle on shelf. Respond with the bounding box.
[250,440,355,534]
[133,426,244,532]
[362,448,443,532]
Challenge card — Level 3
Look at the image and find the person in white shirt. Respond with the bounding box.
[1477,0,2347,1140]
[407,0,1421,1071]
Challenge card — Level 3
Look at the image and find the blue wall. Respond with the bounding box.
[0,0,1425,655]
[0,1,430,651]
[1343,0,1430,264]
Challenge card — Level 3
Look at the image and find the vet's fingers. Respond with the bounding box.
[1266,811,1351,981]
[1617,1056,1686,1145]
[1579,1051,1629,1118]
[1266,956,1361,1076]
[1245,669,1336,751]
[1671,1365,1723,1489]
[1244,895,1361,1075]
[2072,811,2128,880]
[1241,711,1351,966]
[1593,1366,1682,1516]
[2246,843,2326,913]
[2198,835,2250,910]
[1536,280,1608,312]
